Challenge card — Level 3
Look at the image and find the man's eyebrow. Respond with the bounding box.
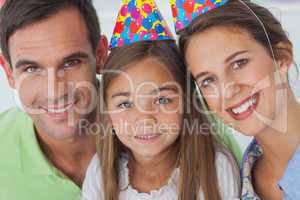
[150,86,178,95]
[225,50,249,64]
[111,92,131,98]
[14,52,90,70]
[15,59,40,70]
[62,52,89,63]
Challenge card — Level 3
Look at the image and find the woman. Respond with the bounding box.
[171,0,300,199]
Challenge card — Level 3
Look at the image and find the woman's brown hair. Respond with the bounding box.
[178,0,293,64]
[96,40,226,200]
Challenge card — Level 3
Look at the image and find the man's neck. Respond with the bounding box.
[36,129,96,187]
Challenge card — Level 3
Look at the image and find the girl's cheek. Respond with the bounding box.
[156,113,182,134]
[110,112,136,135]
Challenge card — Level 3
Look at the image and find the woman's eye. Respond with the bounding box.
[117,101,134,109]
[232,59,248,70]
[64,59,81,68]
[155,97,172,105]
[199,77,216,88]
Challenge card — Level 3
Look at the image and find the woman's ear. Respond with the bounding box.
[275,42,293,75]
[95,35,109,74]
[0,54,16,89]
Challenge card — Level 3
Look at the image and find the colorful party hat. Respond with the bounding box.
[170,0,229,33]
[109,0,174,49]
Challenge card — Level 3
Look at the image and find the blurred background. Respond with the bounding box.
[0,0,299,151]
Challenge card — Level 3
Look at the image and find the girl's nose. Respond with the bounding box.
[135,114,157,133]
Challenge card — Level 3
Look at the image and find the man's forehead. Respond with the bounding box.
[8,7,91,58]
[7,8,93,66]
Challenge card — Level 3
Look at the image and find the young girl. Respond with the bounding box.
[172,0,300,199]
[82,0,240,199]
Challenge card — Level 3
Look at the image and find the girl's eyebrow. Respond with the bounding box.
[111,92,130,98]
[111,86,178,98]
[150,86,178,95]
[224,50,249,64]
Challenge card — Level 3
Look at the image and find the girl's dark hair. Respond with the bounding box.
[97,40,227,200]
[179,0,293,63]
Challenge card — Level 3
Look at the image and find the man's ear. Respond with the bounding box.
[0,53,15,89]
[275,42,293,75]
[95,35,108,74]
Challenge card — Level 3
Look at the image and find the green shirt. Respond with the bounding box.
[0,108,81,200]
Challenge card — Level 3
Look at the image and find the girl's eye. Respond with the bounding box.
[155,97,172,105]
[64,59,81,68]
[199,76,216,88]
[232,59,249,70]
[117,101,134,109]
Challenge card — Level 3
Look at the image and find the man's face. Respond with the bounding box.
[7,8,106,140]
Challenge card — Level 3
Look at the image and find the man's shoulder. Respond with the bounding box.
[0,108,32,170]
[0,107,28,120]
[0,107,32,134]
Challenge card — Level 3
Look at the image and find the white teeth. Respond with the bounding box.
[231,97,257,115]
[134,134,159,140]
[47,104,73,113]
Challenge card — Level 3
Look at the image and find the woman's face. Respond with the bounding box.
[106,57,182,159]
[185,26,285,136]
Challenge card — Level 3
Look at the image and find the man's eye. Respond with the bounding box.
[154,97,172,105]
[232,59,249,70]
[24,66,42,74]
[117,101,134,109]
[64,59,81,68]
[199,77,216,88]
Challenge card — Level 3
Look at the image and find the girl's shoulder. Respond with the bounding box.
[215,148,241,199]
[81,154,103,200]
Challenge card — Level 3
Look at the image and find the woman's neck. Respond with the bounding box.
[256,91,300,176]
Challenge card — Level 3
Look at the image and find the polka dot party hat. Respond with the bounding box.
[109,0,174,49]
[170,0,229,33]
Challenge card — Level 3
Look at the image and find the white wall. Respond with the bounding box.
[1,0,299,151]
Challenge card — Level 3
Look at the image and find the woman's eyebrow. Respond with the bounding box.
[195,72,210,81]
[225,50,249,64]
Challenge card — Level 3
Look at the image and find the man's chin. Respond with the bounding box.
[31,110,96,141]
[43,125,80,141]
[32,117,80,141]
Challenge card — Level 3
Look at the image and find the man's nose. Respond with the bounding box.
[46,68,70,100]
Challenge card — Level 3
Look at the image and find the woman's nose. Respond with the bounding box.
[224,81,241,99]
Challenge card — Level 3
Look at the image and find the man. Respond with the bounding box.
[0,0,107,199]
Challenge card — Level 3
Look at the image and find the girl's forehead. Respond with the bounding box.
[110,58,176,88]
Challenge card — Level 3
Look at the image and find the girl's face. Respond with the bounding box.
[185,27,286,136]
[106,57,182,159]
